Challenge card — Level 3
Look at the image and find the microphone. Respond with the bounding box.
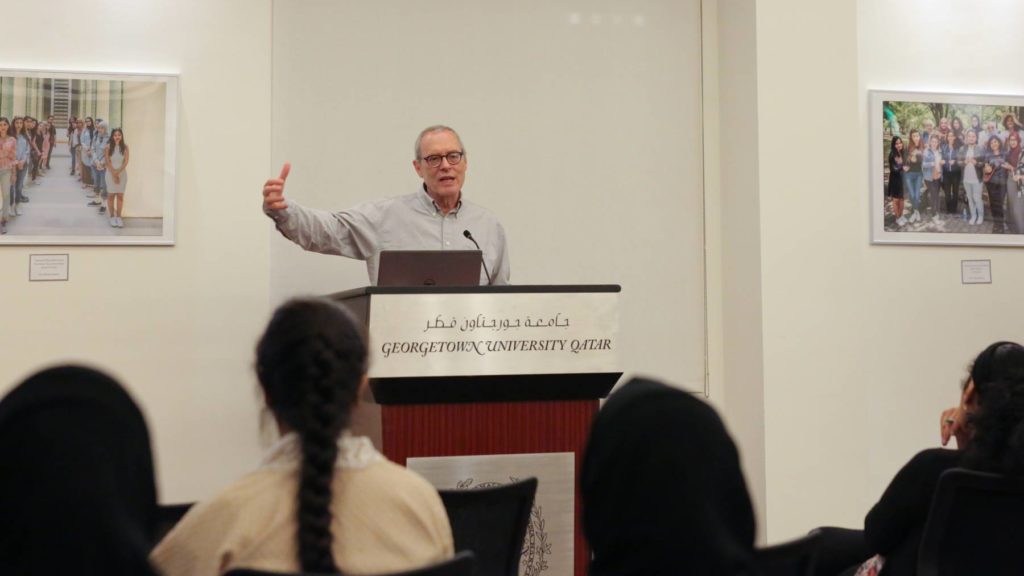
[463,229,492,285]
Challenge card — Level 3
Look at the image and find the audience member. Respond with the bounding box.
[581,377,757,576]
[151,297,453,575]
[833,341,1024,576]
[0,366,158,575]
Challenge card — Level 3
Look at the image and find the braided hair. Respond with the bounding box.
[962,341,1024,475]
[256,298,368,574]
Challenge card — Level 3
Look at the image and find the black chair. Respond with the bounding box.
[153,502,195,543]
[438,477,538,576]
[918,468,1024,576]
[754,530,822,576]
[224,550,475,576]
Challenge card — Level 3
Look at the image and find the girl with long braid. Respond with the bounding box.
[152,298,453,575]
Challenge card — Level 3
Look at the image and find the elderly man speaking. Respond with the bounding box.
[262,125,510,285]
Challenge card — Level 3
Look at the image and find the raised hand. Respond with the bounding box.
[263,162,291,212]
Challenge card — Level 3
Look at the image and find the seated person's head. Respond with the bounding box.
[581,378,756,576]
[961,341,1024,473]
[255,297,368,573]
[0,366,157,575]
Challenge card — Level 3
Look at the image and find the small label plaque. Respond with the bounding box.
[29,254,69,282]
[961,259,992,285]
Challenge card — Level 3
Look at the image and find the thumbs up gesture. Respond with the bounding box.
[262,162,291,212]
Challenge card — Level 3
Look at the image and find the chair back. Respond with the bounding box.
[918,468,1024,576]
[438,477,538,576]
[224,551,475,576]
[754,530,821,576]
[153,502,195,543]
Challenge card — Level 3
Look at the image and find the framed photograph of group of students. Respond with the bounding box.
[871,90,1024,247]
[0,69,177,245]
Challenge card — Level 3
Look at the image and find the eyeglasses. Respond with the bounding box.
[421,151,464,168]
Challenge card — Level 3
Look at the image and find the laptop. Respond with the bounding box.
[377,250,483,286]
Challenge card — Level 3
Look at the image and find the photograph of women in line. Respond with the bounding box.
[0,70,176,245]
[871,90,1024,246]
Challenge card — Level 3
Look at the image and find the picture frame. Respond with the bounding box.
[0,69,177,245]
[870,90,1024,247]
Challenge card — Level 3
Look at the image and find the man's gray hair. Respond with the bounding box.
[414,125,465,160]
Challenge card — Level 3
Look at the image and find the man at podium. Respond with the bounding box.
[261,125,510,285]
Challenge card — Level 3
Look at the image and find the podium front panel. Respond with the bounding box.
[367,291,619,378]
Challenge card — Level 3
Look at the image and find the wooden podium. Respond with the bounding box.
[332,285,621,576]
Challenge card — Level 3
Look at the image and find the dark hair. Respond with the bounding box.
[85,116,95,141]
[11,116,25,139]
[889,136,903,160]
[109,128,127,156]
[255,298,368,574]
[906,129,922,154]
[0,365,158,575]
[0,117,9,137]
[962,341,1024,475]
[988,135,1002,151]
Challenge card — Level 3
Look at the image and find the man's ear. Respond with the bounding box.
[413,159,424,179]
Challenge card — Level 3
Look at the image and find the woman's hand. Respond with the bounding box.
[940,406,970,448]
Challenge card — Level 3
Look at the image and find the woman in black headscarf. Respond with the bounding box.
[581,378,757,576]
[0,365,158,576]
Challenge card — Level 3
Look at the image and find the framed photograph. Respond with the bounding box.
[871,90,1024,246]
[0,69,177,245]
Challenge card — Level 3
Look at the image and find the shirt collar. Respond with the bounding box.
[420,184,462,216]
[259,431,384,470]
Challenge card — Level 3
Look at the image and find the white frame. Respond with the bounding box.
[870,89,1024,247]
[0,68,177,245]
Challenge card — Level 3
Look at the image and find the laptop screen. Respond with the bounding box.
[377,250,483,286]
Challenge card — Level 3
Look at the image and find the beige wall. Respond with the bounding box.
[0,0,273,503]
[705,0,768,542]
[7,0,1020,539]
[856,0,1024,527]
[755,0,871,538]
[269,0,709,392]
[739,0,1024,540]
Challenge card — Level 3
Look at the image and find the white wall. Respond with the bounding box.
[744,0,1024,540]
[0,0,273,503]
[706,0,768,542]
[270,0,708,391]
[857,0,1024,525]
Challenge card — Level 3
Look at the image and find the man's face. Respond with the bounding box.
[940,118,950,131]
[413,130,467,201]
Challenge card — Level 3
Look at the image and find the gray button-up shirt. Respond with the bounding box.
[269,187,510,285]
